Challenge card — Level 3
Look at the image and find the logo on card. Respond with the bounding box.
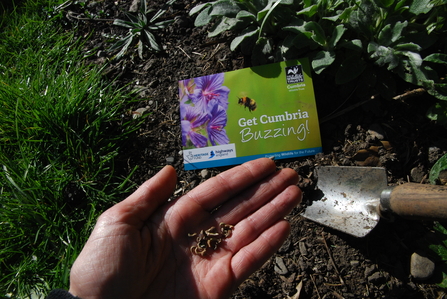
[285,65,304,84]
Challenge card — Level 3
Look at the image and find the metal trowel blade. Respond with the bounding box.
[301,166,388,237]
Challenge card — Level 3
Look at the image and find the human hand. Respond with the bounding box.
[69,158,302,299]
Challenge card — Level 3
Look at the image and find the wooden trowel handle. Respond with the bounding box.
[380,183,447,220]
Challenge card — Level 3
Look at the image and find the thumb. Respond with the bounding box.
[111,165,177,227]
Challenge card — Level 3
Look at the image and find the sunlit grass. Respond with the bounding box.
[0,1,143,297]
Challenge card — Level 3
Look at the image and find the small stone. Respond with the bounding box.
[410,165,425,183]
[298,241,308,256]
[200,169,210,179]
[367,272,382,283]
[350,260,360,266]
[410,252,435,280]
[278,238,291,253]
[129,0,140,12]
[274,256,288,275]
[367,124,385,140]
[166,156,175,164]
[364,265,377,277]
[132,107,149,119]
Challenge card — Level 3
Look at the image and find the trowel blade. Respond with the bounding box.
[301,166,388,237]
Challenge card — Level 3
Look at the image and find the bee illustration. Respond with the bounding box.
[238,96,257,112]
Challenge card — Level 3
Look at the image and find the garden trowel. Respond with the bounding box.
[301,166,447,237]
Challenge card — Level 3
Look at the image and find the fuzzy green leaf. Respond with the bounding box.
[340,39,363,51]
[410,0,433,14]
[312,50,335,74]
[378,21,407,46]
[189,2,214,16]
[328,24,346,49]
[429,153,447,184]
[296,4,318,17]
[194,6,214,26]
[305,21,326,47]
[394,42,422,52]
[208,17,241,37]
[230,26,259,51]
[210,0,241,17]
[423,80,447,101]
[189,2,212,15]
[236,10,257,21]
[424,53,447,64]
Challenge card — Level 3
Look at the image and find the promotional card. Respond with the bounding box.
[179,58,322,170]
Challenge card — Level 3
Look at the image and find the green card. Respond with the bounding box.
[179,58,322,170]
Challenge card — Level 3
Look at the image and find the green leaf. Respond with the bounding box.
[328,24,346,49]
[335,55,366,84]
[304,21,326,47]
[230,26,259,51]
[378,21,407,46]
[142,30,160,52]
[194,6,214,26]
[236,10,257,21]
[410,0,433,14]
[423,80,447,100]
[125,12,140,24]
[189,2,213,15]
[397,58,429,84]
[424,53,447,64]
[110,35,134,59]
[368,42,398,69]
[429,153,447,184]
[312,50,336,74]
[257,0,280,21]
[340,39,363,51]
[113,19,135,29]
[296,4,318,17]
[283,18,307,34]
[208,17,240,37]
[290,31,316,49]
[210,0,241,17]
[394,42,422,52]
[259,0,282,38]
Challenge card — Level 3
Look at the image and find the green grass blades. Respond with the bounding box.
[0,1,143,297]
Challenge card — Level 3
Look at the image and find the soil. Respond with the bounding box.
[60,0,447,298]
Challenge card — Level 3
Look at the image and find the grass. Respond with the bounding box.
[0,0,144,297]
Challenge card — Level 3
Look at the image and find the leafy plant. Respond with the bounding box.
[190,0,447,108]
[418,153,447,287]
[109,0,176,59]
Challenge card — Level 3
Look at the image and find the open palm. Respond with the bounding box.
[69,158,301,299]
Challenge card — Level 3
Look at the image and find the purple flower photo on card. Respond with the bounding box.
[179,73,230,148]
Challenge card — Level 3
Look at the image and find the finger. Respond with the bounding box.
[111,165,177,227]
[230,220,291,285]
[215,168,299,225]
[225,184,301,253]
[176,158,277,217]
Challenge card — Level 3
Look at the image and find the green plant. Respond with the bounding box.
[190,0,300,65]
[109,0,176,59]
[0,1,144,296]
[190,0,447,110]
[418,153,447,288]
[428,222,447,288]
